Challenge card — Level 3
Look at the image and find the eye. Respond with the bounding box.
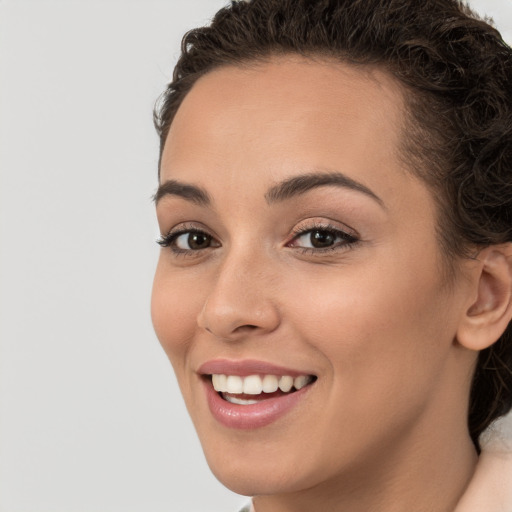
[157,228,220,253]
[288,226,358,252]
[296,230,338,249]
[174,231,213,250]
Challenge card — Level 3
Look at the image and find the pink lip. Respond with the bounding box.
[203,380,313,429]
[198,359,316,430]
[198,358,313,377]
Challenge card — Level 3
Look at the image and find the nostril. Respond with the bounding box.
[234,324,258,332]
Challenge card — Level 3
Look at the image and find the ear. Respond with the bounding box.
[457,243,512,351]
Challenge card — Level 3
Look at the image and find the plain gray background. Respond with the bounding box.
[0,1,511,511]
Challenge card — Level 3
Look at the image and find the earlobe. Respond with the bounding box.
[457,244,512,351]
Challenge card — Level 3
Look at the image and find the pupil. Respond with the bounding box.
[311,230,334,248]
[189,233,210,249]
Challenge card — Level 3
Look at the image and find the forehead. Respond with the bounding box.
[160,56,408,199]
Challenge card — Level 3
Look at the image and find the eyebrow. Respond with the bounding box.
[265,171,384,207]
[153,179,211,206]
[154,171,384,208]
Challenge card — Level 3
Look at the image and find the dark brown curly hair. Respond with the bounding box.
[154,0,512,451]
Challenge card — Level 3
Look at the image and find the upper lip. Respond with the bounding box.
[198,359,315,377]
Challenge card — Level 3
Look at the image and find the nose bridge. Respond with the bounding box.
[197,243,279,339]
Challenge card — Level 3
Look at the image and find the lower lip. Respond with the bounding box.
[203,379,313,429]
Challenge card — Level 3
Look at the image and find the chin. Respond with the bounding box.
[197,426,343,498]
[206,455,313,497]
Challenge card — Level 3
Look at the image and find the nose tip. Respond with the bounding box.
[197,282,280,341]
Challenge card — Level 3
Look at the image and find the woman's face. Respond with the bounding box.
[152,57,474,496]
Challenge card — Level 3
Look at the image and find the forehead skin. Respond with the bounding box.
[161,56,411,200]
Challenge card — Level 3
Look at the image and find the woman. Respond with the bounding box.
[151,1,512,510]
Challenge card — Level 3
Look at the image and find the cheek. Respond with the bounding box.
[151,261,204,370]
[285,252,455,413]
[289,256,449,342]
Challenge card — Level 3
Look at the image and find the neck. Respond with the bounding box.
[253,420,477,512]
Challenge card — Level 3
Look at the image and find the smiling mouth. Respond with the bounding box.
[209,373,317,405]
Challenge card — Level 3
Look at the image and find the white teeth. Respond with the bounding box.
[294,375,309,390]
[278,375,294,392]
[243,375,263,395]
[226,375,243,394]
[224,395,259,405]
[211,374,227,392]
[262,374,279,393]
[211,373,313,394]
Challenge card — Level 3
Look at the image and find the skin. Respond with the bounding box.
[152,56,482,512]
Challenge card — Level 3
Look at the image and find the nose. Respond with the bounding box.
[197,252,280,341]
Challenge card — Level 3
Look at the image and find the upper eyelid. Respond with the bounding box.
[293,227,351,238]
[163,222,217,238]
[288,227,358,245]
[289,220,358,238]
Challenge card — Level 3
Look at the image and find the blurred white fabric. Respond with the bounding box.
[480,411,512,454]
[455,411,512,512]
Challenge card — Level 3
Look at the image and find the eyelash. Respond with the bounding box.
[157,224,216,256]
[156,223,359,256]
[288,222,359,254]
